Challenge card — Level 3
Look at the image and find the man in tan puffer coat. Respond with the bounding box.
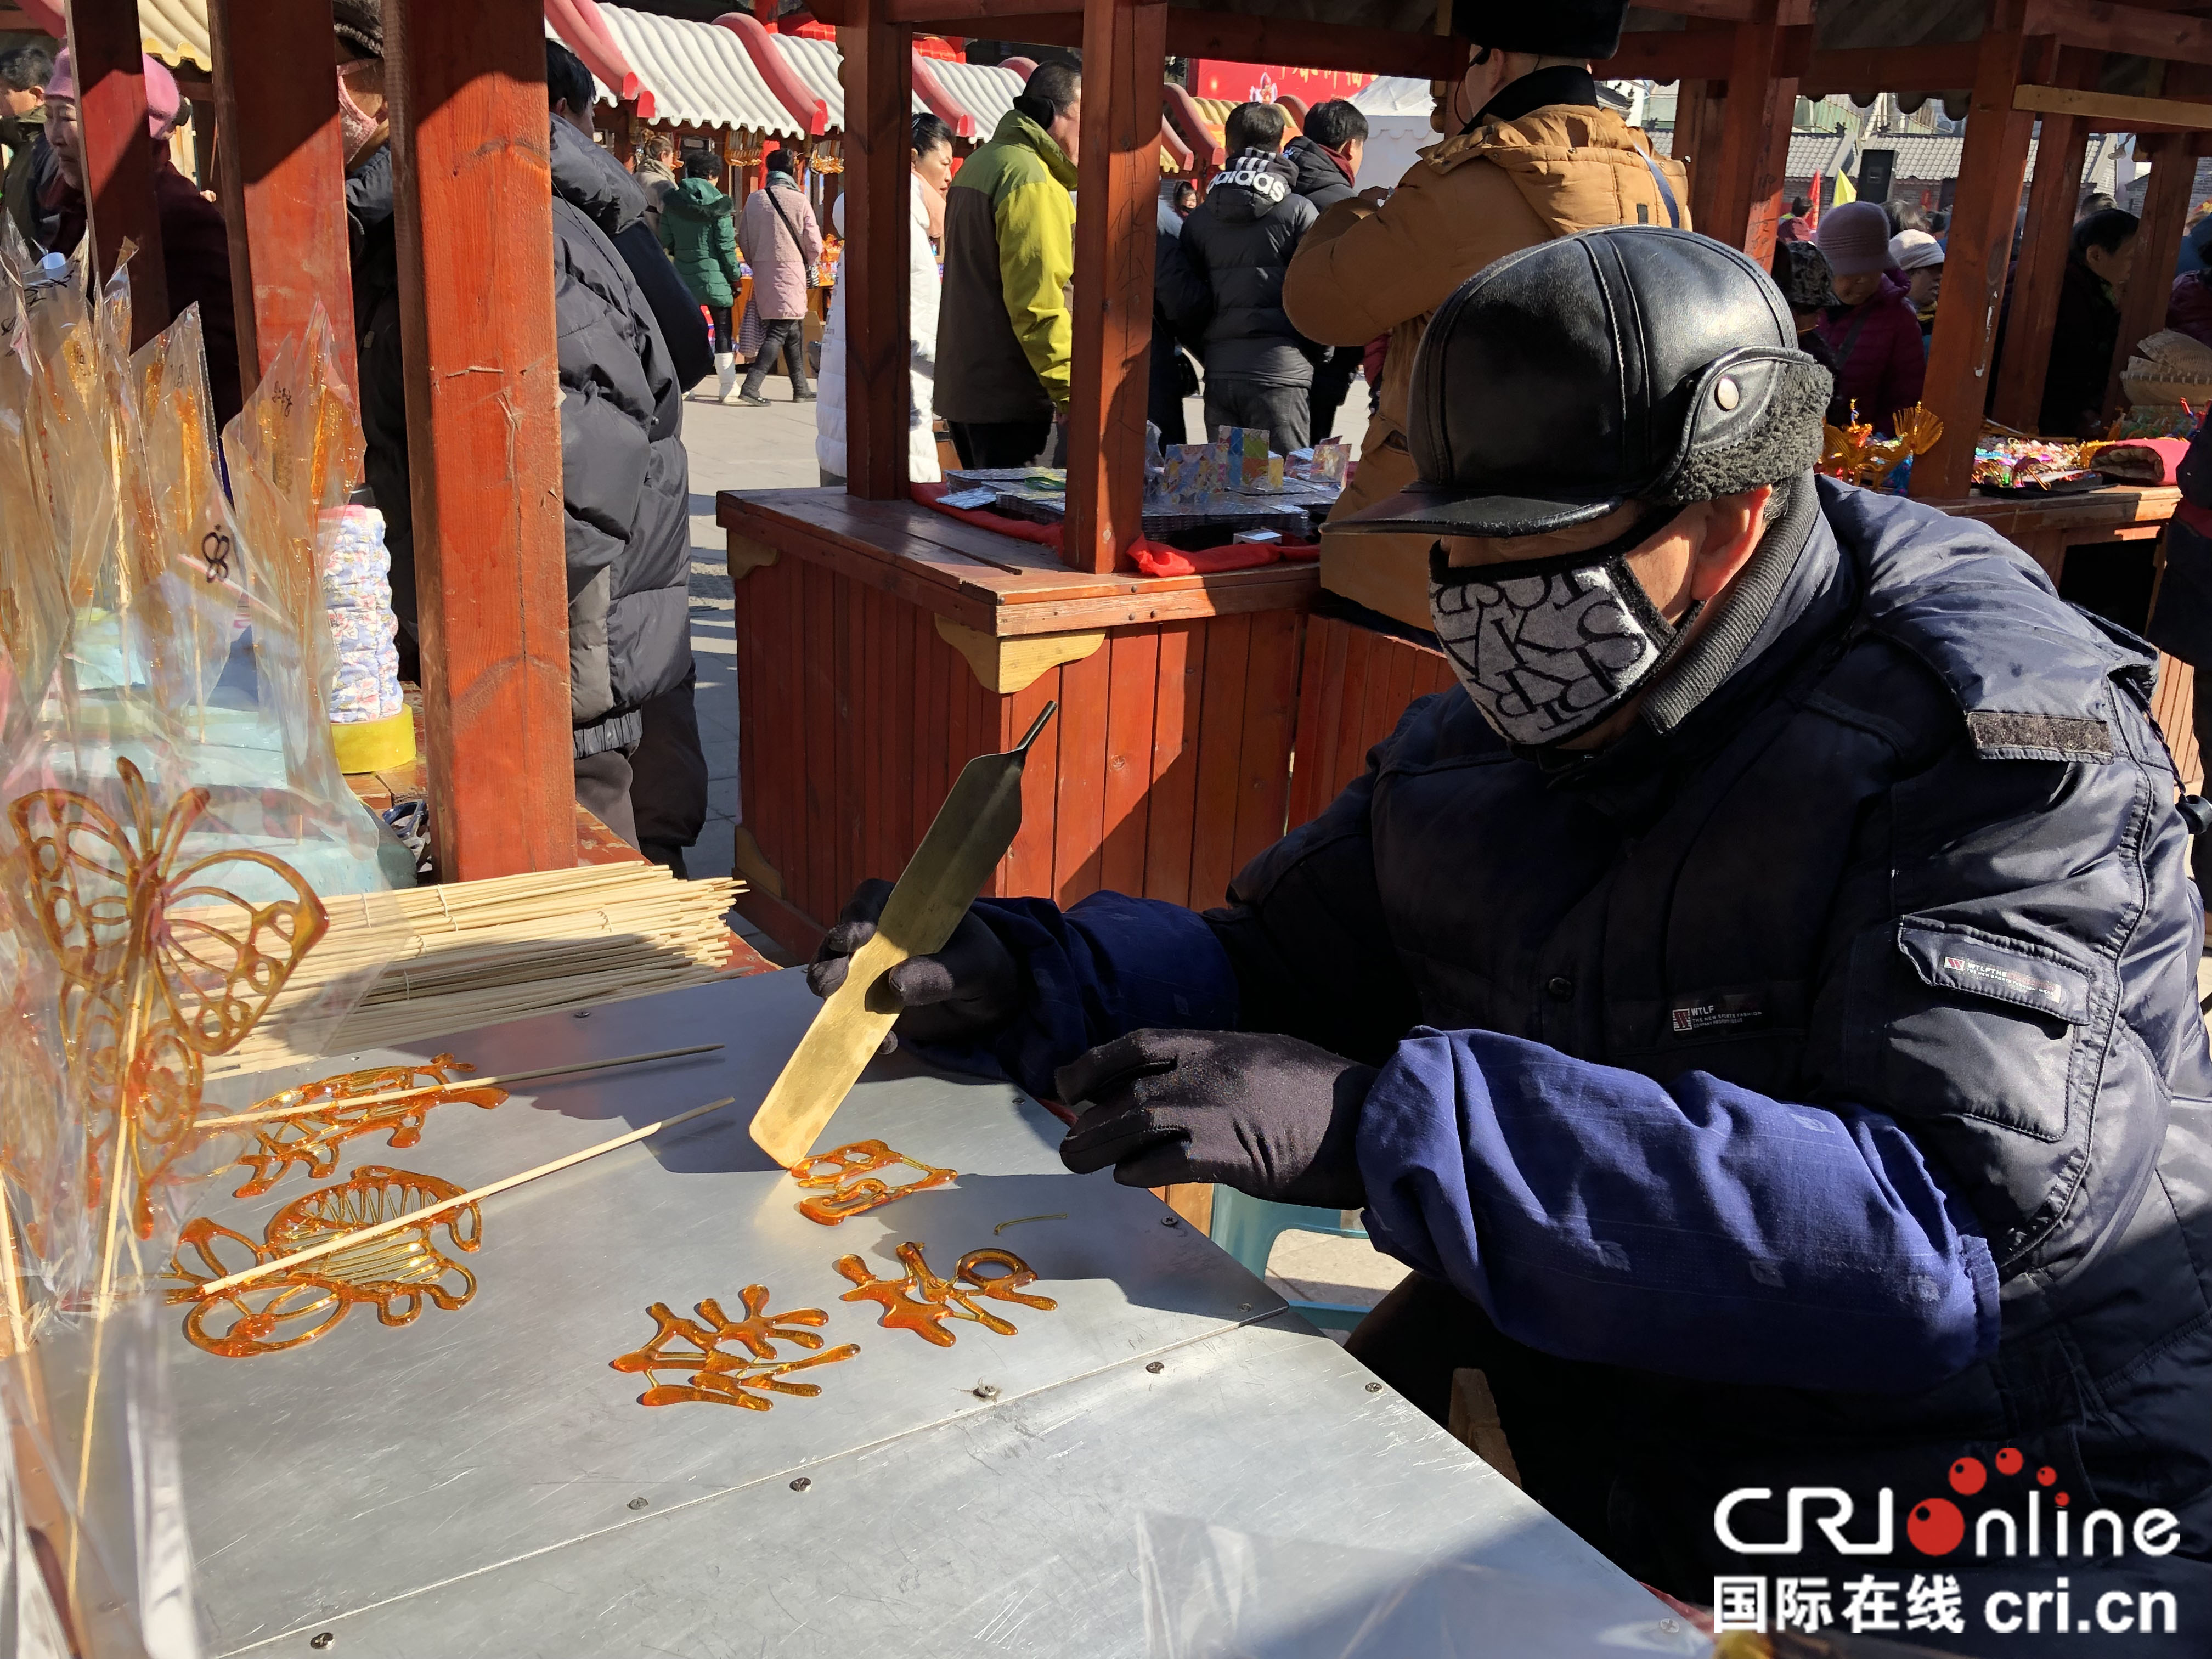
[1284,0,1688,624]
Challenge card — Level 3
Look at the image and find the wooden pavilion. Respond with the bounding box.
[38,0,2212,926]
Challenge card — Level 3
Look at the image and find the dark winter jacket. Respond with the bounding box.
[1815,270,1925,435]
[932,479,2212,1605]
[2,117,58,254]
[1149,198,1209,442]
[1177,148,1322,387]
[2041,256,2125,438]
[347,120,693,759]
[1282,134,1357,212]
[658,176,743,311]
[2169,268,2212,352]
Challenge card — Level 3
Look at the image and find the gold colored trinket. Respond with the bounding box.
[221,1054,507,1198]
[165,1166,479,1356]
[835,1243,1056,1347]
[10,758,328,1240]
[610,1289,860,1409]
[789,1139,956,1225]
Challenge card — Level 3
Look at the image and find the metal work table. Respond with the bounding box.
[150,970,1703,1656]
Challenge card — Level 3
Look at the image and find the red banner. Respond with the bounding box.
[1188,61,1375,106]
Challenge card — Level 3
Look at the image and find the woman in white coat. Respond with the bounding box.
[817,113,952,486]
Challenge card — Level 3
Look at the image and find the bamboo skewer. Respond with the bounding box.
[193,1043,728,1131]
[195,1097,740,1297]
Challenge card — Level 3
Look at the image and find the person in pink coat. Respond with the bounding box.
[1812,200,1924,435]
[736,148,823,405]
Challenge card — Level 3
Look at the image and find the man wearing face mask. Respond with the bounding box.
[1281,0,1684,624]
[811,229,2212,1611]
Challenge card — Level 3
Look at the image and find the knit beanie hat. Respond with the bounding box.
[1816,200,1898,278]
[46,49,181,142]
[1890,229,1945,271]
[332,0,385,60]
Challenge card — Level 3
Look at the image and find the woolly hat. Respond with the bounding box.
[1891,229,1945,271]
[1451,0,1630,59]
[332,0,384,60]
[46,49,181,142]
[1815,200,1897,277]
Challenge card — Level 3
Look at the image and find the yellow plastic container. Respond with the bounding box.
[331,708,416,775]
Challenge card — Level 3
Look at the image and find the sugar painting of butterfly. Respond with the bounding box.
[8,757,327,1239]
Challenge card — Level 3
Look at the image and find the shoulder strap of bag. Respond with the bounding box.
[1637,149,1682,229]
[762,182,808,268]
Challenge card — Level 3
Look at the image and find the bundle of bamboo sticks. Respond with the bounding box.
[206,864,747,1077]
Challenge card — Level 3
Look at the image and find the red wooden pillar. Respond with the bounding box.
[1705,4,1798,263]
[1064,0,1167,576]
[385,0,575,878]
[208,0,358,397]
[2104,131,2198,422]
[1914,5,2040,500]
[1673,72,1729,232]
[1991,47,2101,431]
[65,0,168,343]
[839,0,913,501]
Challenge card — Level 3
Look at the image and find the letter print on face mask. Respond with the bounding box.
[1427,507,1686,747]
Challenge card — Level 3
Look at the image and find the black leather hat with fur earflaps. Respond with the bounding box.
[1333,227,1833,540]
[1450,0,1631,59]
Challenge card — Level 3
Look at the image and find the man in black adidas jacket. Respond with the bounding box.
[1173,100,1325,455]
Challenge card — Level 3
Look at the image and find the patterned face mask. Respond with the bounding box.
[1428,506,1690,747]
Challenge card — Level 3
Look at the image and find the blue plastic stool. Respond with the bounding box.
[1208,1189,1374,1334]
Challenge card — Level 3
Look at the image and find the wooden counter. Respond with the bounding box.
[719,488,1319,956]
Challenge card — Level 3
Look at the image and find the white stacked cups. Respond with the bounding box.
[323,505,404,726]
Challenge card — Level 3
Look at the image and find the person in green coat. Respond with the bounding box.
[659,151,746,402]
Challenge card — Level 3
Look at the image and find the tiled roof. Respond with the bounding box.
[930,59,1022,140]
[769,32,850,132]
[139,0,210,67]
[586,5,803,138]
[1351,76,1432,117]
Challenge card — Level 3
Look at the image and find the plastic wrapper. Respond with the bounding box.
[0,263,402,1657]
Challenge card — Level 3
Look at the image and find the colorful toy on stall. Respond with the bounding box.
[789,1139,956,1226]
[1158,442,1223,507]
[165,1165,480,1357]
[610,1289,860,1409]
[1970,421,2106,493]
[1819,403,1944,493]
[1214,426,1273,492]
[834,1242,1056,1347]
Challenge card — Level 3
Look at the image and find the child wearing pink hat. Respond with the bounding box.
[1812,199,1925,435]
[41,47,239,424]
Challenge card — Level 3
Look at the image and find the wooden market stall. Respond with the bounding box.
[716,0,2212,955]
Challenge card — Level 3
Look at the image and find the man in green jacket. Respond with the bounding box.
[660,151,747,403]
[934,62,1080,467]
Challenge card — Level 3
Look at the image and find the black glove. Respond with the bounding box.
[1055,1030,1376,1208]
[805,878,1022,1045]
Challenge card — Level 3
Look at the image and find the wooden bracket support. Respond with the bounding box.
[934,616,1107,692]
[727,535,781,582]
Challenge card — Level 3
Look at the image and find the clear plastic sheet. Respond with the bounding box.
[1137,1513,1710,1659]
[0,261,395,1658]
